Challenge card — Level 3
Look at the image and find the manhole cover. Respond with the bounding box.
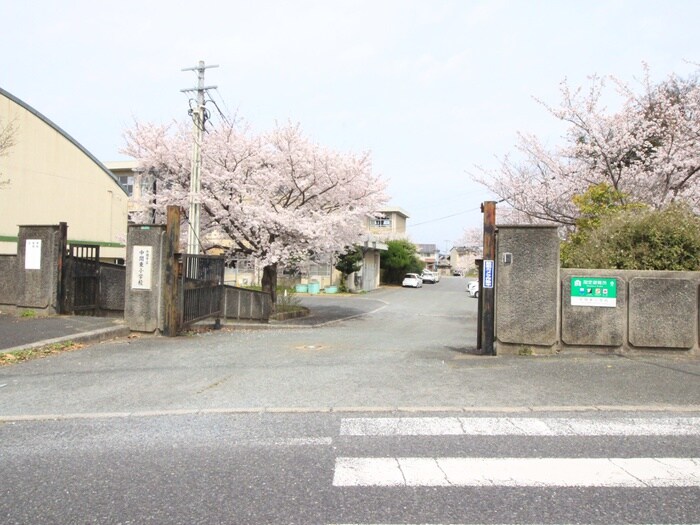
[295,344,327,351]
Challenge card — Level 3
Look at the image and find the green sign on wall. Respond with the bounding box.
[570,277,617,307]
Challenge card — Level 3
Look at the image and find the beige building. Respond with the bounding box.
[367,206,409,239]
[0,88,128,259]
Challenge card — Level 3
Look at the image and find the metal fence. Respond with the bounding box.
[179,254,225,328]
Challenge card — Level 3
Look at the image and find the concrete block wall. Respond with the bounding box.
[124,225,166,332]
[495,225,560,352]
[561,269,700,353]
[494,225,700,355]
[99,263,126,312]
[0,255,17,306]
[16,225,63,314]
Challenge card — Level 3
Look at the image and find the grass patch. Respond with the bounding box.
[20,309,37,318]
[518,346,534,356]
[0,341,84,366]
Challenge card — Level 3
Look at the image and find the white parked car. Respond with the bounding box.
[467,280,479,298]
[402,273,423,288]
[421,270,437,284]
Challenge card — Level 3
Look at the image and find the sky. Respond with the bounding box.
[3,0,700,251]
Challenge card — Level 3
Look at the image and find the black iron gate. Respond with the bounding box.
[179,254,225,330]
[61,243,100,314]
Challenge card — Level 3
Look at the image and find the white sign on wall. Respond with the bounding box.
[25,239,42,270]
[131,246,153,290]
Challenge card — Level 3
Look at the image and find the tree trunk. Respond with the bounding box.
[262,263,278,308]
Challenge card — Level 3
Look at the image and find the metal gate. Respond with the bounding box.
[179,254,225,329]
[62,243,100,314]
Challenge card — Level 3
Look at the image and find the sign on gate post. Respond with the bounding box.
[483,260,494,289]
[131,246,153,290]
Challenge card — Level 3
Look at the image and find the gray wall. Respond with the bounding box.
[0,255,17,306]
[99,262,126,312]
[124,225,166,332]
[494,225,699,355]
[561,268,700,352]
[495,225,560,350]
[17,225,62,314]
[223,286,272,321]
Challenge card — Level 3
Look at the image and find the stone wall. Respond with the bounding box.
[99,262,126,312]
[0,255,17,306]
[561,268,700,352]
[16,225,63,314]
[495,225,560,350]
[494,225,699,355]
[124,225,166,332]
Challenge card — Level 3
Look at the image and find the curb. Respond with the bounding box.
[2,404,699,423]
[1,325,132,354]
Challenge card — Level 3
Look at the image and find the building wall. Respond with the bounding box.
[0,89,128,258]
[368,208,409,238]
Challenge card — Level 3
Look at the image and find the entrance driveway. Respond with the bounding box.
[1,276,699,419]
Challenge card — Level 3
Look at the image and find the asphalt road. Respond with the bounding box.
[2,411,699,524]
[1,276,699,523]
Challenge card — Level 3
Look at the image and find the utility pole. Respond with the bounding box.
[481,201,497,355]
[181,60,218,255]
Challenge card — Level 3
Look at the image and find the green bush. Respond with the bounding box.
[563,203,700,270]
[380,239,424,284]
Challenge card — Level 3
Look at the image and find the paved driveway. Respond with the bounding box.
[2,276,699,419]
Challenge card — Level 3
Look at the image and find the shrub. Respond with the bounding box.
[563,203,700,270]
[380,239,424,284]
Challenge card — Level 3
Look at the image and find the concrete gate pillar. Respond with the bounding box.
[124,224,166,332]
[495,225,560,354]
[16,224,66,315]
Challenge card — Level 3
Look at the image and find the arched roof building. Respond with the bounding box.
[0,87,127,258]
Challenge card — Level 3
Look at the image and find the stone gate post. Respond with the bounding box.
[16,224,66,315]
[124,224,166,332]
[495,225,560,354]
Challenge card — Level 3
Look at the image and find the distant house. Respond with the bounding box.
[450,246,481,275]
[0,88,128,260]
[436,253,452,276]
[415,243,439,271]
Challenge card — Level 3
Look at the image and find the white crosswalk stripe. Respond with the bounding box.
[333,457,700,487]
[331,415,700,524]
[340,416,700,436]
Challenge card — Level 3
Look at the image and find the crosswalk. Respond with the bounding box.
[328,414,700,524]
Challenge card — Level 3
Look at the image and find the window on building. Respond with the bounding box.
[118,175,134,196]
[373,217,391,228]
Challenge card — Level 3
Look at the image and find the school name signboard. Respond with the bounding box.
[570,277,617,307]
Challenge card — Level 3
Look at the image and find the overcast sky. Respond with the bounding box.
[3,0,700,249]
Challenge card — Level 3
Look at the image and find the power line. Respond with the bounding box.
[410,206,483,227]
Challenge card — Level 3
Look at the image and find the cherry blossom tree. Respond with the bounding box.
[474,65,700,227]
[123,119,387,302]
[455,227,482,250]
